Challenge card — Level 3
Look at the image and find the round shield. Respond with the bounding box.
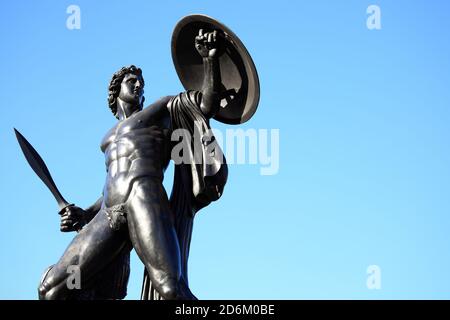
[171,15,260,124]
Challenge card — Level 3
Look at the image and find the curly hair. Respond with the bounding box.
[108,65,145,118]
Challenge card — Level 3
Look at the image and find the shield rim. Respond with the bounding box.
[171,14,260,124]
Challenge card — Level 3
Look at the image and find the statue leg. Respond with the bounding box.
[127,177,195,300]
[38,209,129,300]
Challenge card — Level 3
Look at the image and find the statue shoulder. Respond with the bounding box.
[150,95,173,110]
[140,96,173,118]
[167,91,203,113]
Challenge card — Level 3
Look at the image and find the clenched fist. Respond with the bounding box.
[195,29,224,59]
[60,205,87,232]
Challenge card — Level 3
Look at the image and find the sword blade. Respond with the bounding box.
[14,128,70,211]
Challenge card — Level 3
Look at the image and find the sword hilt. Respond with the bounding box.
[58,203,83,232]
[58,203,74,216]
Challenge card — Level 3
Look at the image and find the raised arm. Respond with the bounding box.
[195,29,224,119]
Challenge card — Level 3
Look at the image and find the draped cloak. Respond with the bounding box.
[140,91,228,300]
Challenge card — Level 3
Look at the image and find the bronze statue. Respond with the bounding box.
[15,15,259,300]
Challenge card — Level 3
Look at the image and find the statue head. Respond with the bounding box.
[108,65,145,119]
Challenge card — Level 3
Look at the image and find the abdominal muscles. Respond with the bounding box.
[102,133,167,207]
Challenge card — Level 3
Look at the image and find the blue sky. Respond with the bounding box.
[1,0,450,299]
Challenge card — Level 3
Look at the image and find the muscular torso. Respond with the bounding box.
[100,97,173,207]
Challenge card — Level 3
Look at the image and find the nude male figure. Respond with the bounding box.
[38,29,224,300]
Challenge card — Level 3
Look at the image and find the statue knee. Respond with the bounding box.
[38,282,53,300]
[38,265,56,300]
[159,279,178,300]
[39,279,67,300]
[158,277,196,300]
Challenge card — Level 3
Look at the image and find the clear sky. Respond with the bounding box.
[1,0,450,299]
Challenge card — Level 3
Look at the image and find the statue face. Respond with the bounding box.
[118,73,144,107]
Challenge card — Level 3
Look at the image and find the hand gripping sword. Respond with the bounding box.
[14,128,76,220]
